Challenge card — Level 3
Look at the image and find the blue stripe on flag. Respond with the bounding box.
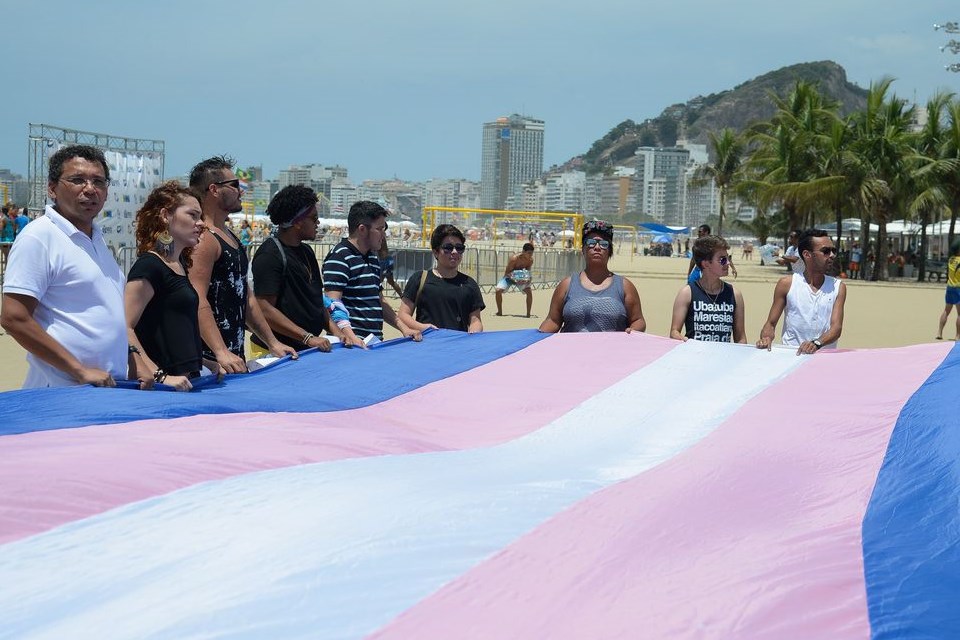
[0,329,548,436]
[863,341,960,638]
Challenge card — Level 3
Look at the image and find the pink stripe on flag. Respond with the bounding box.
[0,333,675,544]
[371,343,949,640]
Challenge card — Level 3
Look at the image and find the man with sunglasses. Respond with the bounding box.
[188,156,296,371]
[495,242,535,317]
[757,229,846,355]
[1,145,127,388]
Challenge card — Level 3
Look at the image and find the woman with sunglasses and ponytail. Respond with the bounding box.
[670,235,746,343]
[539,220,645,333]
[398,224,484,333]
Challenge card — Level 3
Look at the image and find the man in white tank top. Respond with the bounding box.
[756,229,847,355]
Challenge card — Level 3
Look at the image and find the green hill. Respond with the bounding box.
[571,61,868,173]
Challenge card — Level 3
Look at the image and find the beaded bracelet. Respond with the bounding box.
[153,368,167,384]
[302,332,315,346]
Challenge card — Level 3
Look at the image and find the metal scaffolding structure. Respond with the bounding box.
[27,123,165,210]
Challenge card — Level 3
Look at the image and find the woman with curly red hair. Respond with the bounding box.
[125,181,224,390]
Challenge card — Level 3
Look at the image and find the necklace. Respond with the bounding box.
[297,244,314,283]
[696,280,724,303]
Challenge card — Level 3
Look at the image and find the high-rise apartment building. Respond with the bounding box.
[277,164,349,214]
[480,114,545,210]
[635,147,691,225]
[544,171,585,213]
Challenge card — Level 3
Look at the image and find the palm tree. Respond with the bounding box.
[850,78,915,280]
[941,101,960,251]
[810,114,864,248]
[698,128,745,236]
[908,91,956,280]
[747,81,838,236]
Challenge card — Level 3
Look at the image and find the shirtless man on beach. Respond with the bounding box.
[756,229,846,355]
[495,243,535,317]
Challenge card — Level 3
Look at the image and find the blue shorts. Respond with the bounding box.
[496,276,531,292]
[946,287,960,305]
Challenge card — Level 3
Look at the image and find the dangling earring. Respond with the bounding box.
[155,229,174,257]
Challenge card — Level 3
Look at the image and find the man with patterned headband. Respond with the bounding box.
[251,185,344,353]
[495,242,535,317]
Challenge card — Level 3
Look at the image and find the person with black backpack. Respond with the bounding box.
[250,185,345,355]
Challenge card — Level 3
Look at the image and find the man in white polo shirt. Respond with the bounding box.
[0,145,126,388]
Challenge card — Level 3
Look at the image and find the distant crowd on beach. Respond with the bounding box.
[3,145,959,392]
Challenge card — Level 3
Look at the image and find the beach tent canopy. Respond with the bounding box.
[227,212,270,224]
[814,218,876,234]
[638,222,689,235]
[1,331,958,638]
[652,234,673,243]
[925,221,959,236]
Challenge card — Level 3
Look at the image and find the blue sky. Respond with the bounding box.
[1,1,957,183]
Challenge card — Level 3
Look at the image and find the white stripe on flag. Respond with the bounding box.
[0,342,806,640]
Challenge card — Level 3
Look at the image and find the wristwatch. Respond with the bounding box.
[812,339,823,350]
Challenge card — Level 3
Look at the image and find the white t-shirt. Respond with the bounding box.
[785,245,805,274]
[782,273,841,349]
[3,205,127,388]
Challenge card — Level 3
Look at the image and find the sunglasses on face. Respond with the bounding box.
[440,243,466,253]
[716,256,730,265]
[819,247,838,256]
[213,179,241,190]
[584,238,610,249]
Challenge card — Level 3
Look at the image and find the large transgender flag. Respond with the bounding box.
[1,330,958,639]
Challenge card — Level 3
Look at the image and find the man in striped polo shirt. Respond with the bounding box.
[322,201,421,347]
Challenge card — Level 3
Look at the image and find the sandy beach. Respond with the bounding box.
[0,251,949,391]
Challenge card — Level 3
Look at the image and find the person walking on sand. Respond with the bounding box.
[495,243,534,317]
[936,241,960,341]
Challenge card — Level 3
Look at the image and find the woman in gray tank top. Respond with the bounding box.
[539,220,646,333]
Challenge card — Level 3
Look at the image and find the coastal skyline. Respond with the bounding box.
[1,0,957,184]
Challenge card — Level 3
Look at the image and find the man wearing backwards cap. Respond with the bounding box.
[251,185,345,353]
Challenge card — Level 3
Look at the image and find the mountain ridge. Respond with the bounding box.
[556,61,869,173]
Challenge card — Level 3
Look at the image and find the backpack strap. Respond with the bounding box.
[414,269,428,307]
[265,235,288,303]
[269,235,287,276]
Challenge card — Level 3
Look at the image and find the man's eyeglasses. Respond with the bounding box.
[716,256,730,265]
[440,243,466,254]
[585,238,611,249]
[60,176,110,190]
[819,247,838,256]
[213,179,241,190]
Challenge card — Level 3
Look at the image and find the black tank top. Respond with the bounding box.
[684,281,736,342]
[203,229,249,360]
